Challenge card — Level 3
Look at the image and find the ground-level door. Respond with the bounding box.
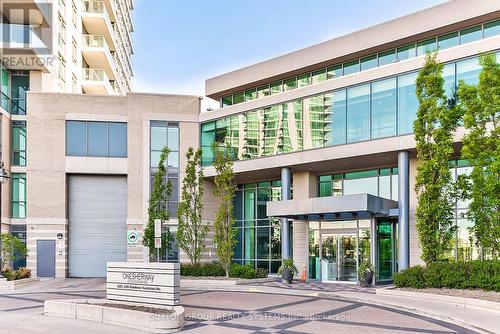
[321,233,357,282]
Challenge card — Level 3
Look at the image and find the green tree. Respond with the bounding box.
[1,234,28,270]
[456,53,500,258]
[143,146,172,260]
[212,143,237,277]
[177,147,207,265]
[414,52,461,264]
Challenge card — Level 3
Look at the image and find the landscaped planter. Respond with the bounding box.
[0,277,40,292]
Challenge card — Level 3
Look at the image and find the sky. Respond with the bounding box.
[131,0,447,110]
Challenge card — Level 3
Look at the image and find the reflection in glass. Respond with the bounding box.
[371,78,396,138]
[347,84,370,142]
[460,26,482,44]
[397,72,419,134]
[438,32,459,50]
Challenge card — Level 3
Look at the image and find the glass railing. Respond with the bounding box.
[0,23,46,49]
[83,68,107,81]
[83,34,107,48]
[83,0,105,14]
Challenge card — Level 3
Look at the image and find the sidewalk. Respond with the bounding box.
[181,279,500,334]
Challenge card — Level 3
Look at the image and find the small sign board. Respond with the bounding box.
[154,220,161,238]
[154,237,162,249]
[127,231,139,247]
[107,262,180,306]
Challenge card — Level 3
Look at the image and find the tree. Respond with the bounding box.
[177,147,207,265]
[143,146,172,260]
[414,52,461,264]
[212,143,237,277]
[456,53,500,258]
[1,234,28,270]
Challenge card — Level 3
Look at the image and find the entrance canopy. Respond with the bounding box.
[267,193,398,220]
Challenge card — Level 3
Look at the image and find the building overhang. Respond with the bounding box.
[266,193,398,220]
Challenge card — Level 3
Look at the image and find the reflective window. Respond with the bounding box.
[1,68,9,112]
[484,20,500,38]
[397,72,419,134]
[12,173,26,218]
[270,81,282,95]
[327,65,342,79]
[343,60,360,75]
[331,89,346,145]
[109,123,127,157]
[201,122,215,166]
[460,25,482,44]
[284,77,297,91]
[361,55,377,71]
[346,84,370,142]
[312,69,327,84]
[417,38,437,56]
[443,63,456,102]
[438,32,459,50]
[397,44,416,60]
[297,73,311,88]
[88,122,108,156]
[12,121,26,166]
[233,91,244,104]
[222,95,232,107]
[378,50,396,66]
[257,85,270,99]
[66,121,87,156]
[371,78,396,139]
[11,73,29,115]
[245,88,257,101]
[457,57,481,85]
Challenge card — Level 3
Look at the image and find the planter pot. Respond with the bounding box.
[360,272,374,287]
[281,269,293,284]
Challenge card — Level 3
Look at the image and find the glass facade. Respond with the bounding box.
[318,167,399,201]
[150,121,179,216]
[233,181,284,273]
[219,19,500,107]
[1,66,9,112]
[66,121,127,157]
[202,53,494,166]
[11,225,27,269]
[11,72,29,115]
[12,173,26,218]
[12,121,26,166]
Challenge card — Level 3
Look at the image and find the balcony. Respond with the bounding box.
[81,68,116,95]
[0,0,51,26]
[82,34,116,81]
[0,23,51,71]
[82,0,116,51]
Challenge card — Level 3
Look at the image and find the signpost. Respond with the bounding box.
[127,230,139,247]
[154,220,161,261]
[107,262,180,306]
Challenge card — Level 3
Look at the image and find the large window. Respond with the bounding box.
[12,121,26,166]
[11,72,29,115]
[66,121,127,157]
[202,53,490,165]
[319,167,399,201]
[233,181,284,273]
[12,173,26,218]
[218,19,500,108]
[150,121,179,216]
[1,67,9,112]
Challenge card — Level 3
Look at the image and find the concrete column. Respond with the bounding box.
[398,151,410,271]
[292,221,308,279]
[281,167,291,259]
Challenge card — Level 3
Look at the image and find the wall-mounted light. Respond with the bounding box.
[57,233,63,239]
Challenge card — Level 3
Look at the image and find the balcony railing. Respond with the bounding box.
[83,0,105,14]
[83,68,108,82]
[0,23,46,48]
[83,34,107,48]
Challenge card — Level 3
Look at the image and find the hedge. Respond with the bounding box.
[394,260,500,291]
[180,262,268,279]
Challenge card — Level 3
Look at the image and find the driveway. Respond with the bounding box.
[0,278,479,334]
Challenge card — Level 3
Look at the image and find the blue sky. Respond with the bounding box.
[131,0,446,109]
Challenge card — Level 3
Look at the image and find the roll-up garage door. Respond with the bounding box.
[69,175,127,277]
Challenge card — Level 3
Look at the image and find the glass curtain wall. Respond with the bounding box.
[233,181,284,273]
[1,66,10,112]
[202,54,492,166]
[12,173,26,218]
[11,72,29,115]
[12,121,26,166]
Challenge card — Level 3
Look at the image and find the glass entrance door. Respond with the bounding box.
[321,233,357,282]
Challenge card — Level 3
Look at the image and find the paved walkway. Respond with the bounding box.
[0,278,497,333]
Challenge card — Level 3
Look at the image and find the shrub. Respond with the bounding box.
[394,265,425,289]
[1,268,16,281]
[394,260,500,291]
[229,264,256,279]
[16,267,31,280]
[180,262,225,277]
[278,258,299,275]
[255,267,268,279]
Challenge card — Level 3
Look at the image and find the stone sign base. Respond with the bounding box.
[44,299,185,333]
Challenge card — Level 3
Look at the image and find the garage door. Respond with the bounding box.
[69,175,127,277]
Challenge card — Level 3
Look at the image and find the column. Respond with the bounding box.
[398,151,410,271]
[281,167,291,259]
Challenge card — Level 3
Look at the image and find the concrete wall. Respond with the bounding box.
[25,92,201,277]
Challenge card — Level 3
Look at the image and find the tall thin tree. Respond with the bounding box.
[143,146,172,260]
[177,147,207,265]
[414,52,461,264]
[212,143,237,277]
[457,53,500,258]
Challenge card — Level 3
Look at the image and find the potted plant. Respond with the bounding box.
[358,261,374,287]
[278,258,299,284]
